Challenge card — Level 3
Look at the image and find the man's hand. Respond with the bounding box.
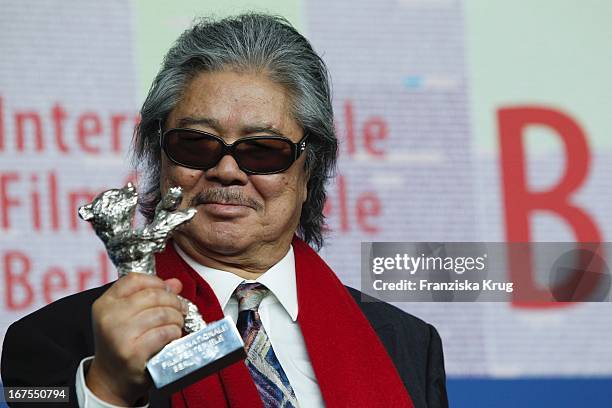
[86,273,185,405]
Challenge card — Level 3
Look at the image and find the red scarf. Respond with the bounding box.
[155,237,413,407]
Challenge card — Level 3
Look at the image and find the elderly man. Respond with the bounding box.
[1,14,447,408]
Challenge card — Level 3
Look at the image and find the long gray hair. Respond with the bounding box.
[133,13,337,249]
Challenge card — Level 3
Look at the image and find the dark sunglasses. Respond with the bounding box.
[160,127,308,175]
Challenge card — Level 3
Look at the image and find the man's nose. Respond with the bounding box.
[204,154,249,186]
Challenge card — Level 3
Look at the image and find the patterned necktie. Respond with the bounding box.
[234,282,298,407]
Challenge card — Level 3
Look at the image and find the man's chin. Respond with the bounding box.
[183,227,254,256]
[201,237,250,255]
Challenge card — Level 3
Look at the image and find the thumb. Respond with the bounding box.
[163,278,183,295]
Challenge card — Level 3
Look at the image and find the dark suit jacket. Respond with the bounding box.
[1,284,448,408]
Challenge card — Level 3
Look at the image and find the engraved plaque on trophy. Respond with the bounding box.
[78,183,245,394]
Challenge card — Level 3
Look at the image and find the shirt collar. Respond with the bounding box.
[173,243,298,321]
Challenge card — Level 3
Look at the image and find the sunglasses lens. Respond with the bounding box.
[164,130,223,169]
[163,129,298,174]
[235,138,293,173]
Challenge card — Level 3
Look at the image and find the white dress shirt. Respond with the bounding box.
[76,244,324,407]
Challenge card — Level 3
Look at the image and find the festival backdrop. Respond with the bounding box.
[1,0,611,406]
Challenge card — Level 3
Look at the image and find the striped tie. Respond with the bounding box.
[234,282,298,407]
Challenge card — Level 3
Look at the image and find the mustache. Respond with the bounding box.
[189,189,263,211]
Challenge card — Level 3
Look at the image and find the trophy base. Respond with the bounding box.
[146,316,245,394]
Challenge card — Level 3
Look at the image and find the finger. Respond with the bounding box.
[163,278,183,295]
[110,273,167,298]
[105,305,184,343]
[91,308,183,369]
[131,307,185,334]
[124,287,184,314]
[135,324,183,360]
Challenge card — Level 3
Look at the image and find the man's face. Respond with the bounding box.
[161,70,308,260]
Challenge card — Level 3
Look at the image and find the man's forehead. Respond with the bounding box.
[172,115,288,137]
[166,70,302,138]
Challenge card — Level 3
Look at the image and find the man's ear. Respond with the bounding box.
[301,166,310,204]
